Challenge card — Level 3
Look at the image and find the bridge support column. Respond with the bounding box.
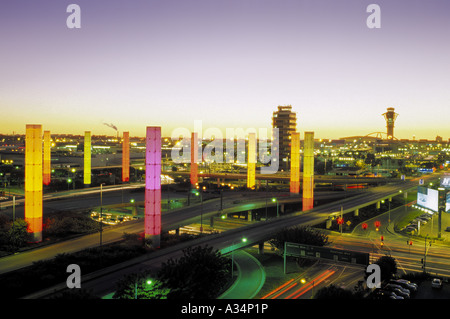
[258,242,264,255]
[248,210,253,222]
[354,208,359,217]
[376,201,380,210]
[326,217,332,229]
[210,216,214,227]
[176,228,180,235]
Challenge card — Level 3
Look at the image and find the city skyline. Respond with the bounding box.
[1,0,450,140]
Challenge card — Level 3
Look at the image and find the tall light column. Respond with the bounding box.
[25,124,43,242]
[122,131,130,182]
[43,130,51,186]
[247,133,256,189]
[144,126,161,248]
[190,132,198,187]
[84,131,91,186]
[290,132,300,194]
[302,132,314,210]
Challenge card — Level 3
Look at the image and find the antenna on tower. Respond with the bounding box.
[382,107,398,140]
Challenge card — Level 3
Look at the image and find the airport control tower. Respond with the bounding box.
[382,107,398,140]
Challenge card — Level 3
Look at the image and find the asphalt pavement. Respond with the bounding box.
[218,250,266,299]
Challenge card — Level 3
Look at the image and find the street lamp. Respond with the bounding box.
[135,278,153,299]
[99,183,105,248]
[272,198,279,217]
[300,277,315,299]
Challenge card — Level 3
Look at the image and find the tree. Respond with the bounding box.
[113,271,169,299]
[375,256,397,282]
[157,245,230,299]
[7,218,31,251]
[314,284,357,299]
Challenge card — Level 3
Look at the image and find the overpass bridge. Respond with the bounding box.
[24,173,440,299]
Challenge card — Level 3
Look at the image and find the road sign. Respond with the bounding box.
[283,242,370,274]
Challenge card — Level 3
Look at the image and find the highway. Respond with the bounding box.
[0,189,354,275]
[23,173,439,298]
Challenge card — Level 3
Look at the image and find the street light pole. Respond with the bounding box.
[100,183,104,248]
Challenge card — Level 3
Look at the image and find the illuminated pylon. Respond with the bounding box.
[43,130,51,186]
[25,124,43,242]
[302,132,314,210]
[290,132,300,194]
[247,133,256,189]
[144,126,162,248]
[190,132,198,187]
[84,131,91,185]
[122,131,130,182]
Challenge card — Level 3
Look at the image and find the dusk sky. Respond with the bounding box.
[1,0,450,140]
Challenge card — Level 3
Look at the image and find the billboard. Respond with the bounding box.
[417,186,438,212]
[440,174,450,188]
[284,242,369,266]
[446,192,450,213]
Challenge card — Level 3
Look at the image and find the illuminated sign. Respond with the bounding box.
[417,186,438,212]
[440,174,450,188]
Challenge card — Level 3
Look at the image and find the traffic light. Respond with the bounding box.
[381,235,384,241]
[362,223,368,230]
[374,220,381,231]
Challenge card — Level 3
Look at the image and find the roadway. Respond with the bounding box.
[23,173,439,298]
[0,189,355,275]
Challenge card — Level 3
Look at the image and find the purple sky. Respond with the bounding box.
[1,0,450,139]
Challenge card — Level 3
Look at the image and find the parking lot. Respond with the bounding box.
[401,208,450,240]
[414,280,450,299]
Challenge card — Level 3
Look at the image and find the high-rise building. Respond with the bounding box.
[272,105,297,171]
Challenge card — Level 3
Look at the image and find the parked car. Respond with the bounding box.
[385,284,411,298]
[445,226,450,232]
[391,287,410,299]
[393,279,418,292]
[432,278,443,289]
[414,217,427,224]
[419,214,432,220]
[405,225,418,233]
[375,289,403,300]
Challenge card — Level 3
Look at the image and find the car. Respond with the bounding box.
[445,226,450,232]
[391,288,410,299]
[404,226,418,233]
[375,289,403,300]
[391,279,418,293]
[414,218,427,224]
[432,278,443,289]
[385,284,411,297]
